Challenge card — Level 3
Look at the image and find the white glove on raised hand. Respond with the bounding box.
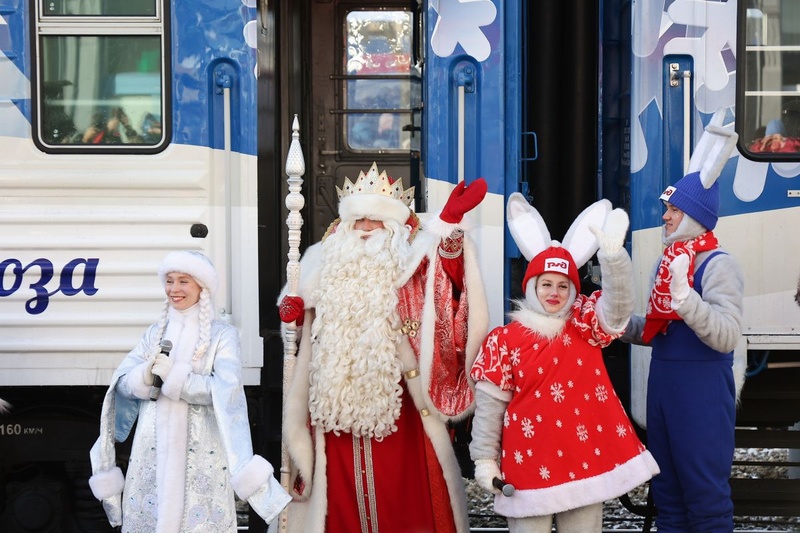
[590,208,629,256]
[669,254,691,307]
[473,459,502,495]
[152,353,174,381]
[142,357,156,386]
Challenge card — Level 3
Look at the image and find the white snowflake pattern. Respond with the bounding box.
[539,465,551,480]
[567,380,574,388]
[557,449,564,457]
[576,424,589,442]
[553,356,559,365]
[556,419,563,428]
[527,449,533,457]
[510,347,521,365]
[519,370,525,378]
[595,448,601,456]
[512,412,518,422]
[533,343,540,350]
[577,358,583,366]
[536,414,542,423]
[584,393,590,401]
[515,450,524,464]
[430,0,498,62]
[594,368,601,376]
[582,462,589,470]
[595,384,609,402]
[516,386,521,393]
[616,424,628,438]
[550,382,566,403]
[597,425,603,433]
[562,334,572,346]
[503,411,510,428]
[568,471,576,479]
[534,390,542,399]
[574,408,581,416]
[521,418,535,438]
[538,366,544,375]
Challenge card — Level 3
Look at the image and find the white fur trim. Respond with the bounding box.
[231,455,273,500]
[284,318,315,498]
[509,305,566,340]
[158,250,219,294]
[398,336,471,533]
[494,450,659,518]
[338,194,410,225]
[161,361,192,401]
[89,467,125,500]
[423,213,473,239]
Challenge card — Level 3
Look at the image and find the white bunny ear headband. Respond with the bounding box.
[686,108,739,189]
[507,192,611,269]
[658,109,739,231]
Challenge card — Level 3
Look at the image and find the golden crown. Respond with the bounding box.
[336,162,415,207]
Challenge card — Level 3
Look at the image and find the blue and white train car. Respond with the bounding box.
[1,0,799,529]
[0,1,265,530]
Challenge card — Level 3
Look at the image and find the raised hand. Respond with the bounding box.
[440,178,488,223]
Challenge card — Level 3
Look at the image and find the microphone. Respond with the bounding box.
[149,340,173,401]
[492,477,515,497]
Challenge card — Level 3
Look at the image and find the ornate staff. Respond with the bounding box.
[280,115,305,532]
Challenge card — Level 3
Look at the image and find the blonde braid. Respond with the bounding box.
[149,299,170,359]
[193,289,212,362]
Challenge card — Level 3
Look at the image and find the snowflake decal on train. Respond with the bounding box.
[430,0,497,62]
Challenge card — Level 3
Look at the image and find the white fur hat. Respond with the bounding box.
[158,250,219,294]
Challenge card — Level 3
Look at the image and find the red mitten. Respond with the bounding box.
[439,178,488,223]
[279,295,305,327]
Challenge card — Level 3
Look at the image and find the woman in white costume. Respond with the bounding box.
[89,250,290,532]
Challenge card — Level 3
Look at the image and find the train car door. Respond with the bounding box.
[306,0,421,243]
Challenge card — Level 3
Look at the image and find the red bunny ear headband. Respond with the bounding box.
[507,193,611,292]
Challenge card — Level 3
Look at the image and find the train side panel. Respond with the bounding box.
[629,0,800,425]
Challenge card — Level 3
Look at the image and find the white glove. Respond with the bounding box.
[669,254,691,307]
[590,208,629,256]
[152,353,174,381]
[142,357,156,386]
[473,459,502,495]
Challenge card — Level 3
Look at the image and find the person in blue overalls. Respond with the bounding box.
[623,112,744,532]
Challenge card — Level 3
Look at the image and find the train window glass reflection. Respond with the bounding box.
[741,0,800,156]
[39,35,163,147]
[344,10,420,152]
[40,0,157,17]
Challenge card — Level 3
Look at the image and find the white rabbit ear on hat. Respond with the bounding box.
[687,108,739,189]
[562,199,612,269]
[507,192,551,261]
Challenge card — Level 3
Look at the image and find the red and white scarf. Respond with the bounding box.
[642,231,719,343]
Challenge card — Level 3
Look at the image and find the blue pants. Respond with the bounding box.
[647,358,735,532]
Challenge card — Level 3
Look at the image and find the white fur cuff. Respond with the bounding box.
[89,467,125,500]
[424,213,472,239]
[231,455,274,500]
[161,361,192,401]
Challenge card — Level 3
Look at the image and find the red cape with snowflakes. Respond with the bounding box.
[470,293,659,517]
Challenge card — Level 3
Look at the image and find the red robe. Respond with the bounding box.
[282,230,488,533]
[470,294,659,517]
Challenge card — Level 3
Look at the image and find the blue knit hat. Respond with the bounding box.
[659,171,719,230]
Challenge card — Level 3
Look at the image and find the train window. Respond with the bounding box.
[40,0,157,17]
[343,10,420,152]
[740,0,800,157]
[33,2,166,152]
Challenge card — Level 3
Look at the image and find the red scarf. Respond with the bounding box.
[642,231,719,343]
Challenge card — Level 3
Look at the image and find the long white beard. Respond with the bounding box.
[309,223,410,439]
